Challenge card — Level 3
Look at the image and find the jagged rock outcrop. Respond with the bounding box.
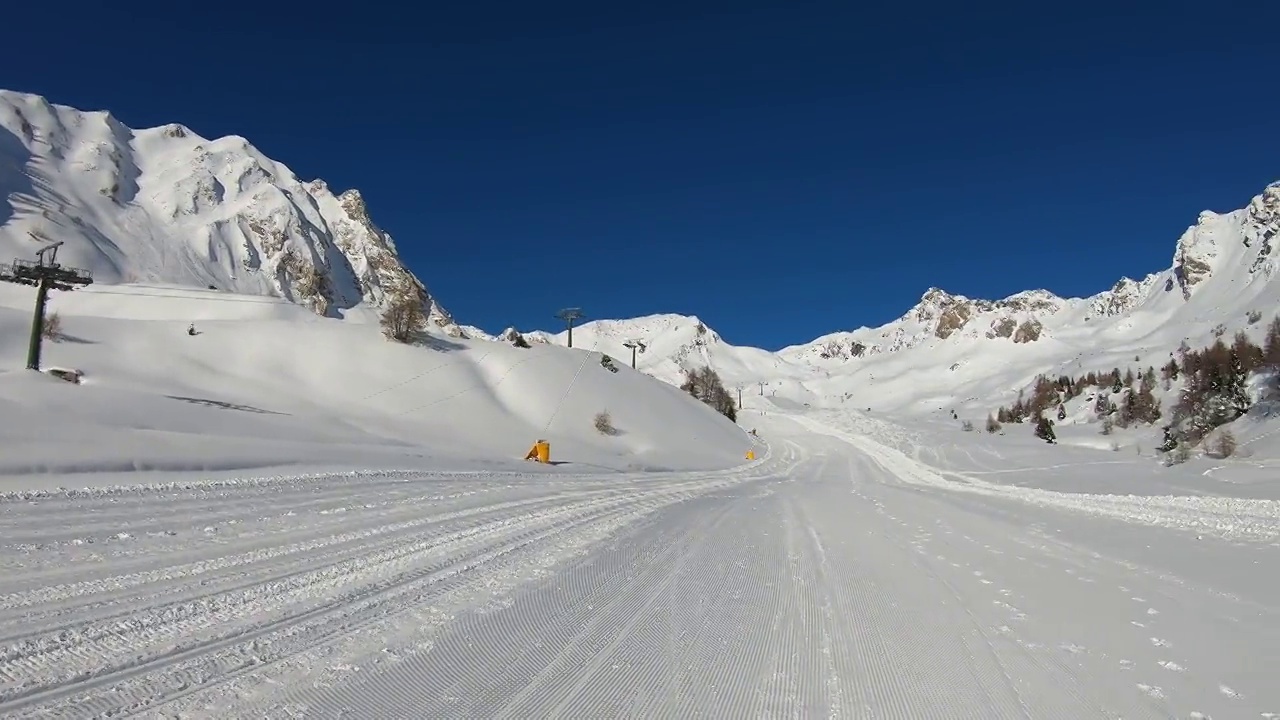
[1244,182,1280,275]
[995,290,1065,314]
[987,317,1017,339]
[1012,319,1043,344]
[934,303,973,339]
[817,338,867,360]
[1172,214,1217,300]
[1088,277,1153,318]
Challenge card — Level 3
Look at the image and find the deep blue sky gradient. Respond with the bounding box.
[4,0,1278,349]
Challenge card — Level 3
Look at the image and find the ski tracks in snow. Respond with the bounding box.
[0,452,797,719]
[268,454,891,718]
[258,437,1268,718]
[2,427,1277,718]
[817,423,1280,719]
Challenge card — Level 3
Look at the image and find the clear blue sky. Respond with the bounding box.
[4,1,1278,349]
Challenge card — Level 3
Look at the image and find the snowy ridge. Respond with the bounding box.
[522,181,1280,418]
[518,313,812,390]
[0,89,458,331]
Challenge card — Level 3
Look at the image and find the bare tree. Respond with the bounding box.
[41,311,62,341]
[1206,428,1237,458]
[680,366,737,422]
[380,292,427,343]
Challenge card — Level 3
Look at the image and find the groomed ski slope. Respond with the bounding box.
[2,405,1277,719]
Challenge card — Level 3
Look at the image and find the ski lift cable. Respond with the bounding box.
[541,337,603,435]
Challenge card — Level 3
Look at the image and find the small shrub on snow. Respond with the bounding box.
[42,311,62,340]
[1162,442,1193,466]
[960,419,974,432]
[1033,415,1056,444]
[985,414,1001,433]
[593,410,617,435]
[1100,416,1113,436]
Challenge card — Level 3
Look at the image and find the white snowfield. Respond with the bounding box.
[1,402,1277,719]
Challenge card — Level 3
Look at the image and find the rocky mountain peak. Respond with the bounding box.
[0,89,460,333]
[906,287,964,323]
[995,289,1064,314]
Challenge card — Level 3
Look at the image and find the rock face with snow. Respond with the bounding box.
[775,286,1076,366]
[1087,276,1159,318]
[0,89,459,330]
[1166,187,1280,302]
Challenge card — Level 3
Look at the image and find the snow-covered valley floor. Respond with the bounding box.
[2,408,1278,719]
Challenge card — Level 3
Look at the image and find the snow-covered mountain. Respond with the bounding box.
[780,186,1279,370]
[521,182,1280,416]
[508,314,811,389]
[0,89,463,332]
[4,89,1278,420]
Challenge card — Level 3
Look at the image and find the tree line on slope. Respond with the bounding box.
[680,366,737,423]
[983,316,1280,458]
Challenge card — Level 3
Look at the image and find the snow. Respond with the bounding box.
[1,88,1279,717]
[2,400,1275,718]
[0,282,752,488]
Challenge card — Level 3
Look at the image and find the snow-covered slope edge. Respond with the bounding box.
[0,89,459,331]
